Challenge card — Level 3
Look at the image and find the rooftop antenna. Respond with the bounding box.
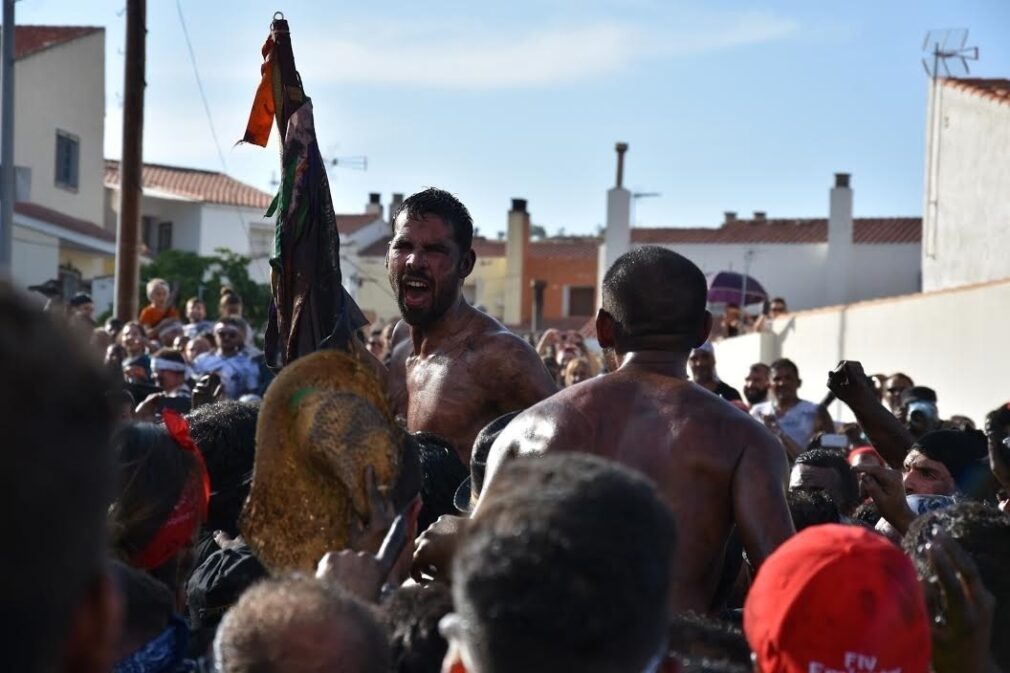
[921,29,979,260]
[921,28,978,79]
[631,191,661,227]
[328,155,368,172]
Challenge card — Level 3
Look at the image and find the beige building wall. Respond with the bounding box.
[470,256,507,320]
[354,256,399,324]
[13,30,105,224]
[714,278,1010,425]
[60,248,114,279]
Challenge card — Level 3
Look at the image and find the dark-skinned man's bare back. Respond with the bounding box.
[484,354,795,613]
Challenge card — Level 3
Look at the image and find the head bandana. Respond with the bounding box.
[132,410,211,570]
[151,357,187,373]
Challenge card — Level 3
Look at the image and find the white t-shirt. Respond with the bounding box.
[750,399,820,449]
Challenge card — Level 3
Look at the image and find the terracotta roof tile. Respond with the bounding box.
[473,239,506,257]
[15,25,102,60]
[529,238,600,260]
[943,78,1010,108]
[631,218,920,245]
[358,236,507,258]
[105,160,273,210]
[335,214,382,236]
[14,201,115,243]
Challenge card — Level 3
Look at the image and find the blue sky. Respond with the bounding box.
[18,0,1010,236]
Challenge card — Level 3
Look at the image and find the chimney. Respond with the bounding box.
[826,172,854,306]
[753,211,767,221]
[599,143,632,308]
[615,142,629,188]
[366,192,382,216]
[504,198,531,326]
[388,192,404,222]
[724,211,737,224]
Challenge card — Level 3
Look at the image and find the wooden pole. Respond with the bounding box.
[114,0,145,321]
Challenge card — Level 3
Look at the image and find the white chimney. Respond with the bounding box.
[504,198,529,326]
[388,193,404,223]
[365,192,382,216]
[598,143,632,306]
[826,173,853,306]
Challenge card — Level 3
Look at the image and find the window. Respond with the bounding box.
[567,286,595,317]
[55,131,79,190]
[249,225,274,258]
[142,217,173,255]
[157,221,173,253]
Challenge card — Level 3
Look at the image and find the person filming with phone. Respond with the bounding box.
[750,358,834,460]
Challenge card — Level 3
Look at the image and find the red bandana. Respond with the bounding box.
[132,410,212,570]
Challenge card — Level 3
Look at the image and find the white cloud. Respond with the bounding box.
[229,11,799,90]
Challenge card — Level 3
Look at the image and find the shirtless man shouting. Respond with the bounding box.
[386,188,557,464]
[483,246,794,613]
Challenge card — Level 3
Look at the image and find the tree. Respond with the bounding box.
[140,248,271,328]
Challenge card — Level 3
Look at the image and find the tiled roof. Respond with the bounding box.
[15,25,101,60]
[474,239,506,257]
[14,201,115,243]
[337,214,382,236]
[104,160,273,210]
[944,78,1010,108]
[358,236,507,258]
[631,218,921,245]
[530,238,601,260]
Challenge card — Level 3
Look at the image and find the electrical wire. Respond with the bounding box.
[175,0,270,279]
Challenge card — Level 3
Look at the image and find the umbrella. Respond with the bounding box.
[707,271,768,306]
[241,13,366,368]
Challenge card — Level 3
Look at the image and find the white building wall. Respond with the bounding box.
[643,242,830,311]
[11,224,59,287]
[714,278,1010,425]
[198,204,274,284]
[641,240,920,311]
[848,244,921,301]
[12,31,105,224]
[922,84,1010,291]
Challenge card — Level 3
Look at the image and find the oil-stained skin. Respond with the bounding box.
[392,305,557,465]
[385,211,558,465]
[483,353,795,614]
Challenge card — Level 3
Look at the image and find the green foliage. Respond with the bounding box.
[140,248,271,328]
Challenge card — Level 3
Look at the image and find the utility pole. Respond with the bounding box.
[0,0,15,278]
[114,0,146,320]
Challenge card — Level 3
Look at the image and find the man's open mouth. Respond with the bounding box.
[402,277,432,309]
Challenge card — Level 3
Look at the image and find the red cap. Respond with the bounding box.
[744,525,930,673]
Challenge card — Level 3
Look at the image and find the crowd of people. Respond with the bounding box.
[6,187,1010,673]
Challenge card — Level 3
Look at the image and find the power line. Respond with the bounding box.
[175,0,270,279]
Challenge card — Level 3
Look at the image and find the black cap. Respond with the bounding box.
[902,386,937,406]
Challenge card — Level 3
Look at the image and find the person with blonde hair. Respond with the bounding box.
[138,278,179,330]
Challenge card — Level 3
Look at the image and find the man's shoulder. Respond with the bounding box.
[467,315,538,359]
[793,399,820,414]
